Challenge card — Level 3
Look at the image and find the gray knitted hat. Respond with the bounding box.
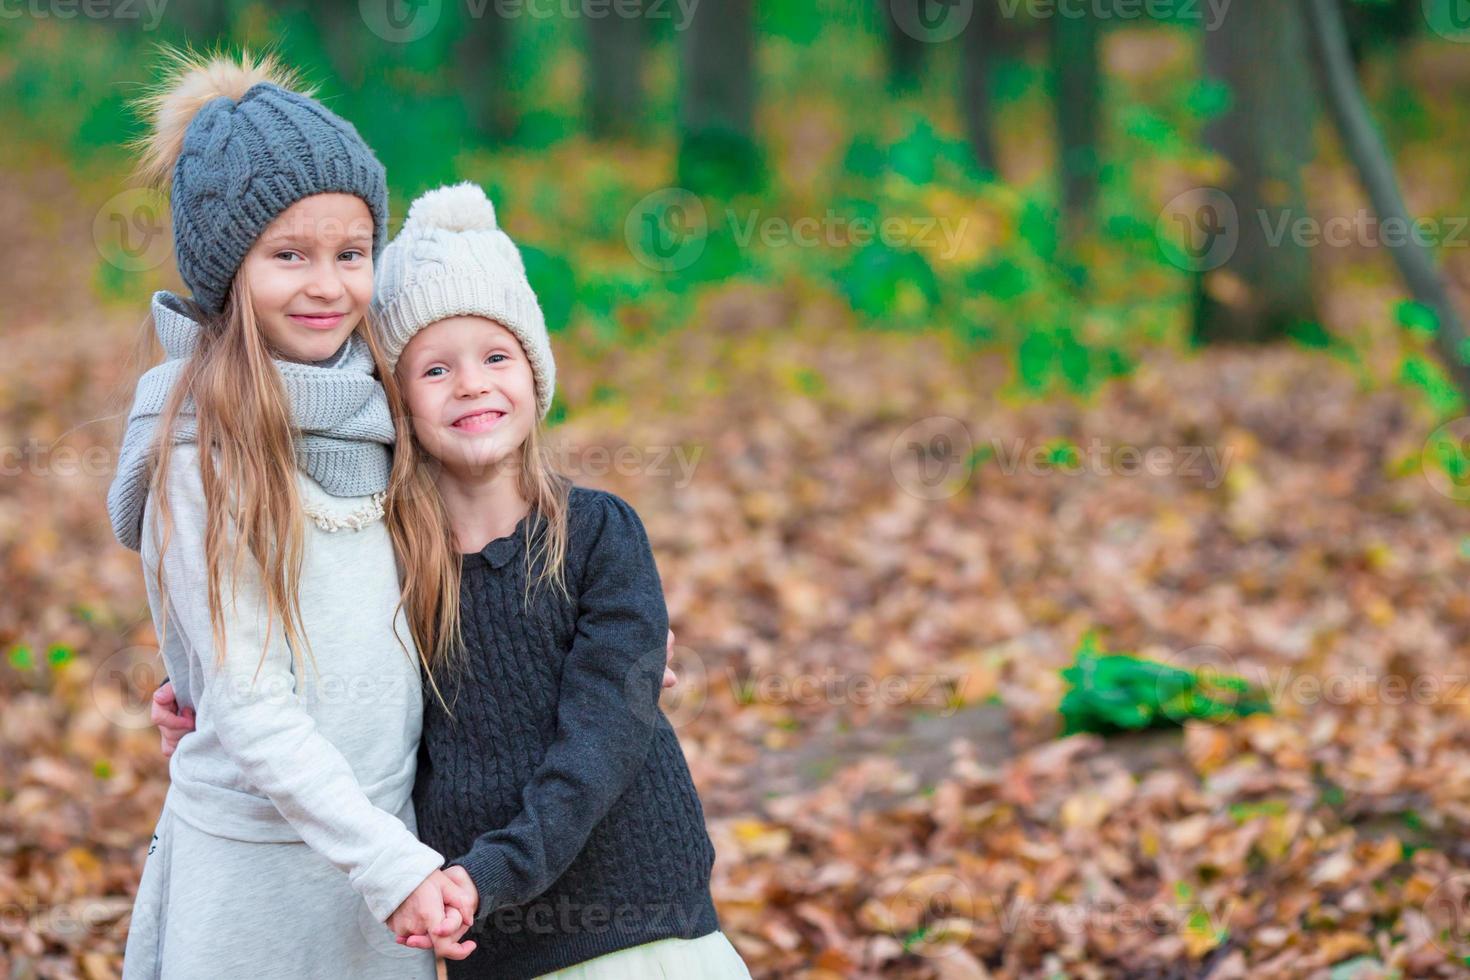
[137,53,388,315]
[373,182,555,419]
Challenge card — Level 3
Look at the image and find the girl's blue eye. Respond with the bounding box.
[425,366,446,378]
[275,250,302,262]
[487,353,507,364]
[340,249,365,261]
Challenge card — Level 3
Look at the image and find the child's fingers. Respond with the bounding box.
[152,702,194,731]
[402,933,434,951]
[150,693,181,725]
[435,937,477,960]
[663,628,678,687]
[442,884,475,924]
[433,907,462,936]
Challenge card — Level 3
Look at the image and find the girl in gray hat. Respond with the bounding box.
[112,50,477,979]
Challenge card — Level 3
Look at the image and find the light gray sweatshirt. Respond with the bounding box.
[140,442,444,923]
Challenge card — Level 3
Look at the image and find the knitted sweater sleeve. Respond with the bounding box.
[447,492,669,924]
[144,446,445,923]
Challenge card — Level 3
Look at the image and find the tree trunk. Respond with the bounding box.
[1049,8,1100,230]
[1194,0,1315,344]
[960,0,1000,176]
[309,2,367,88]
[677,0,760,194]
[456,3,516,143]
[585,0,646,139]
[883,0,928,92]
[1303,0,1470,397]
[168,0,230,43]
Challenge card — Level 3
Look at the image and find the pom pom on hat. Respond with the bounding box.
[128,45,389,314]
[131,48,310,191]
[404,181,499,234]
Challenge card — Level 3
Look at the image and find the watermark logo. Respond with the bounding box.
[1151,643,1251,727]
[1,438,114,480]
[90,645,166,731]
[1156,187,1238,272]
[0,0,169,30]
[658,644,709,729]
[728,666,962,717]
[885,871,975,957]
[727,209,971,260]
[471,0,700,30]
[1422,416,1470,500]
[360,0,442,43]
[93,187,172,273]
[1425,872,1470,958]
[889,0,974,43]
[1423,0,1470,43]
[890,417,976,500]
[989,436,1234,488]
[625,187,708,273]
[996,0,1232,31]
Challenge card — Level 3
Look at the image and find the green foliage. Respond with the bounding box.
[7,3,1449,428]
[833,243,940,328]
[1058,633,1271,736]
[1399,353,1463,417]
[1397,299,1440,337]
[677,129,769,198]
[519,245,576,335]
[1424,419,1470,488]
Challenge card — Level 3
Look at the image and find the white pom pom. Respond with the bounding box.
[404,182,498,234]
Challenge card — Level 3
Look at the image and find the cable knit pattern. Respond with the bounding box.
[171,82,389,314]
[107,291,395,552]
[413,487,720,980]
[371,182,556,419]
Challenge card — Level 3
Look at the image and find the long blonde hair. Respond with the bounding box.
[408,406,577,695]
[143,278,464,708]
[135,48,461,711]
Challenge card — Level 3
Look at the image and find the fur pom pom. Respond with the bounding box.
[404,182,499,234]
[131,48,310,190]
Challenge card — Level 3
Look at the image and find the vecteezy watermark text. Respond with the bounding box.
[0,0,169,30]
[989,436,1235,489]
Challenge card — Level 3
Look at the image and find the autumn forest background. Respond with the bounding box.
[6,0,1470,977]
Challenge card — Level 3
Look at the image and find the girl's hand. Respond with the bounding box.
[397,907,476,960]
[441,864,479,923]
[388,870,476,959]
[400,865,479,957]
[664,628,677,689]
[151,681,196,757]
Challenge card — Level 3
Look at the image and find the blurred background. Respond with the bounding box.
[6,0,1470,976]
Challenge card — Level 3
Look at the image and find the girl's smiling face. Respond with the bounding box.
[241,193,374,364]
[396,315,537,478]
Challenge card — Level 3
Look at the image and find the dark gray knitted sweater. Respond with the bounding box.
[412,486,720,980]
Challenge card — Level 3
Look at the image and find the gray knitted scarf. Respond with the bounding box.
[107,291,396,552]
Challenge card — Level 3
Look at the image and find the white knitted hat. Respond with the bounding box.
[373,182,555,419]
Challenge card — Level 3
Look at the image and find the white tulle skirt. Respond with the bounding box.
[535,930,751,980]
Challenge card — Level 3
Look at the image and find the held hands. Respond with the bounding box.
[389,869,477,958]
[388,868,478,960]
[149,627,679,759]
